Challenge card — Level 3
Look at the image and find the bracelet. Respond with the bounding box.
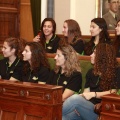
[95,92,97,98]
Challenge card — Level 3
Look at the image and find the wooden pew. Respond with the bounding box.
[100,94,120,120]
[0,80,62,120]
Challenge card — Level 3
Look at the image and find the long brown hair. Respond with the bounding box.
[94,43,118,90]
[64,19,82,44]
[23,42,50,74]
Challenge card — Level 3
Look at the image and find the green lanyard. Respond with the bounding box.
[28,69,32,81]
[92,45,96,52]
[6,59,20,74]
[81,51,84,55]
[45,35,56,49]
[57,74,61,85]
[96,76,100,85]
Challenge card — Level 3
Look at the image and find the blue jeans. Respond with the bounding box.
[62,94,98,120]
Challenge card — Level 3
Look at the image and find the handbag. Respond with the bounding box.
[94,103,102,115]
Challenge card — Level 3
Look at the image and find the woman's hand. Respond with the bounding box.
[80,92,95,100]
[33,35,40,42]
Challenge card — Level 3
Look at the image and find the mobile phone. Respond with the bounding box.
[37,30,41,37]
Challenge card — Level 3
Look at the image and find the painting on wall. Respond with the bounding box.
[96,0,120,33]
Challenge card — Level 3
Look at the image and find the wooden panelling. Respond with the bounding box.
[20,0,34,41]
[0,80,62,120]
[0,0,20,45]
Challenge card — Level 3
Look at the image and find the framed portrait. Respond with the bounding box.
[96,0,120,34]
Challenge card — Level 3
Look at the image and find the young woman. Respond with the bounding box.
[47,40,82,101]
[33,18,60,53]
[62,19,84,54]
[0,37,24,80]
[84,18,111,55]
[113,20,120,57]
[62,43,120,120]
[22,42,50,83]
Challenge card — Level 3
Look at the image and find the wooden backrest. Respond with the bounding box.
[57,33,116,42]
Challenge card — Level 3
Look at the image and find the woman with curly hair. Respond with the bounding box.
[62,43,120,120]
[113,20,120,57]
[84,18,111,55]
[22,42,50,83]
[47,40,82,101]
[62,19,84,54]
[33,18,60,53]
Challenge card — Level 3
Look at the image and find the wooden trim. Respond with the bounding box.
[57,34,115,40]
[0,7,18,13]
[117,58,120,62]
[20,3,30,6]
[46,53,91,61]
[46,53,56,58]
[46,53,120,62]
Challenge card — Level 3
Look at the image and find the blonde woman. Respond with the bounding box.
[47,40,82,101]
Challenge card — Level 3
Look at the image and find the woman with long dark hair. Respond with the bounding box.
[33,18,60,53]
[22,42,50,83]
[84,18,111,55]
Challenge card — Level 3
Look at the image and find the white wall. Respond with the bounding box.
[42,0,97,35]
[54,0,96,35]
[41,0,47,21]
[54,0,70,34]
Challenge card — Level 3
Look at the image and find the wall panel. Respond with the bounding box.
[20,0,34,41]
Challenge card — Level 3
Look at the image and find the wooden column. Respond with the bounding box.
[20,0,34,41]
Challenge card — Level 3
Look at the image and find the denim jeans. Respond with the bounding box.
[62,94,98,120]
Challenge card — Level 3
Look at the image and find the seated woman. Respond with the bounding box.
[22,42,50,83]
[62,43,120,120]
[46,40,82,101]
[84,18,111,55]
[0,37,24,81]
[62,19,84,54]
[33,18,60,53]
[113,20,120,57]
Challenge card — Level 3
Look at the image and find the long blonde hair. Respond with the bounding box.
[55,39,81,76]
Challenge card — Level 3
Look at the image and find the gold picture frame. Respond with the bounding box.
[95,0,120,35]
